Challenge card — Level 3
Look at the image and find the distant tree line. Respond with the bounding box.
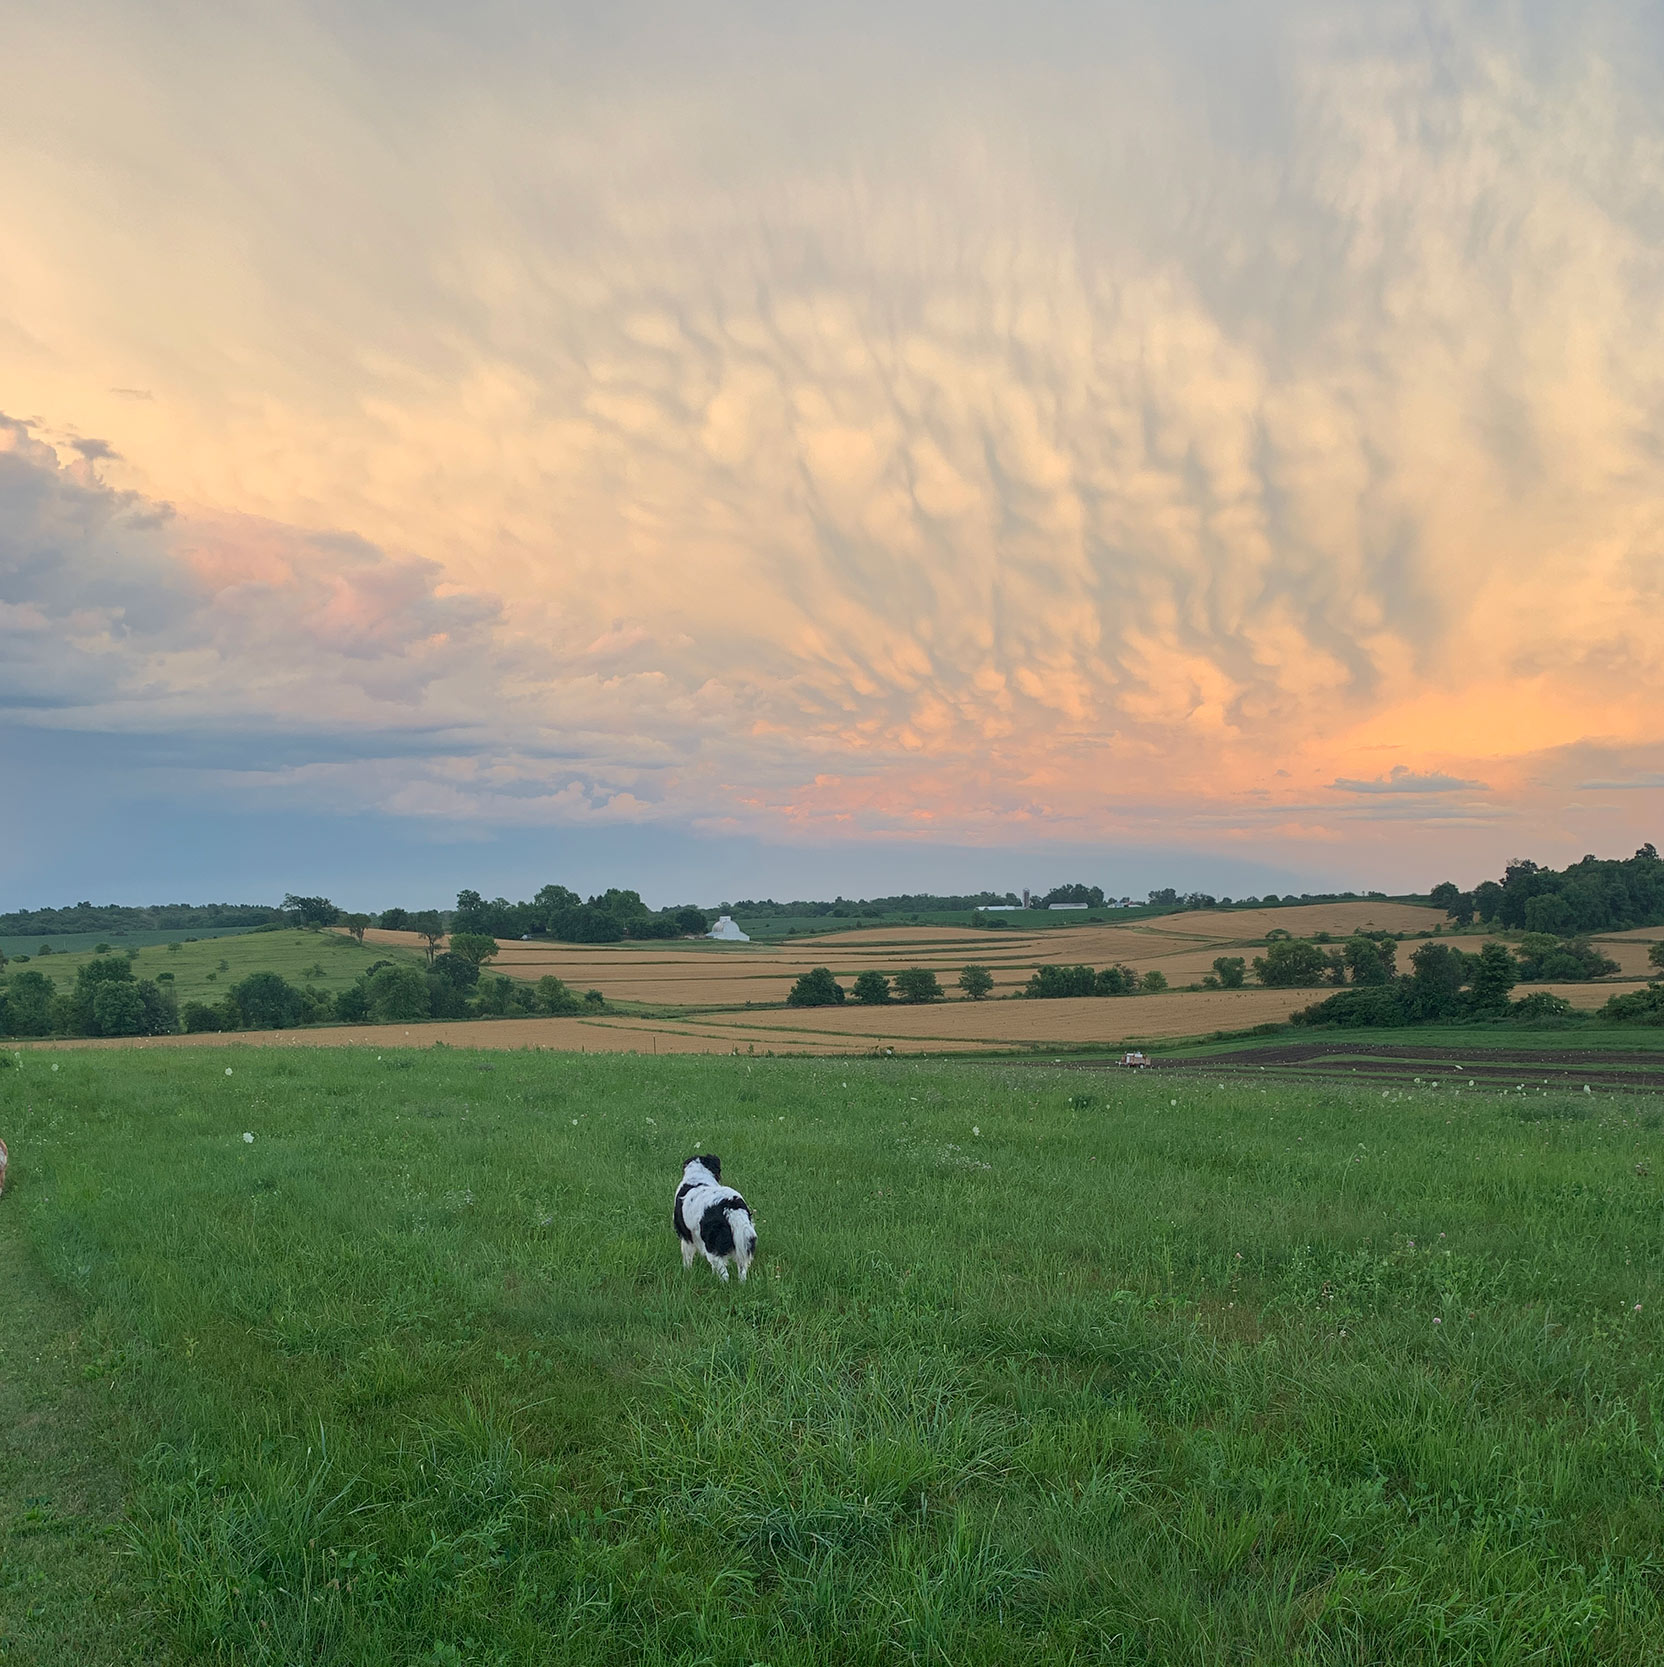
[1428,845,1664,933]
[1292,935,1657,1029]
[0,900,287,937]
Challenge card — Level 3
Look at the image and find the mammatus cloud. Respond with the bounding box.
[1331,768,1485,795]
[2,2,1662,883]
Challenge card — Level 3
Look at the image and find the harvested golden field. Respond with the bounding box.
[282,903,1649,1056]
[362,899,1454,1010]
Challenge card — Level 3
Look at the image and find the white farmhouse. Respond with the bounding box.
[707,915,750,942]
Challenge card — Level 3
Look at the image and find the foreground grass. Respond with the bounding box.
[3,1048,1663,1664]
[0,1193,172,1663]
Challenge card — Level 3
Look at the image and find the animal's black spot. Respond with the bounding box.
[699,1194,747,1257]
[672,1180,696,1241]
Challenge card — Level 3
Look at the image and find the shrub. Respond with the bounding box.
[1141,970,1169,993]
[893,968,944,1003]
[181,1000,224,1033]
[536,976,583,1015]
[1292,986,1409,1028]
[1510,990,1575,1021]
[1598,983,1664,1025]
[787,967,846,1007]
[958,965,994,1000]
[852,970,891,1005]
[1211,956,1247,989]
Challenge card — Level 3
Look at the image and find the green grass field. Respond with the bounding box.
[3,1047,1662,1664]
[0,927,262,960]
[4,930,414,1008]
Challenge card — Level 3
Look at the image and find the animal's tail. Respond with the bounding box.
[733,1209,757,1281]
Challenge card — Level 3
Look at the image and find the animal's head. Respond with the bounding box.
[683,1153,721,1181]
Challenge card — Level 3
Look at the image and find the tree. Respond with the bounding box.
[379,907,410,931]
[447,932,500,968]
[429,952,481,990]
[547,905,626,943]
[852,970,892,1004]
[1251,940,1329,987]
[1467,941,1519,1013]
[181,1000,224,1033]
[1211,956,1246,989]
[366,962,433,1021]
[1,970,57,1036]
[1147,888,1179,907]
[958,965,994,1000]
[284,894,341,928]
[229,972,308,1030]
[1472,880,1504,923]
[91,981,147,1036]
[1095,965,1139,995]
[1141,970,1168,993]
[894,967,944,1003]
[1406,942,1468,1020]
[1040,883,1105,908]
[344,913,372,944]
[1342,935,1395,986]
[787,967,846,1007]
[1650,941,1664,973]
[333,983,371,1024]
[410,911,445,963]
[1514,935,1620,982]
[1429,881,1462,915]
[673,907,710,936]
[533,884,581,920]
[1026,965,1098,999]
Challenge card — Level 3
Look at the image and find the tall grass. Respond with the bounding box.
[4,1048,1662,1663]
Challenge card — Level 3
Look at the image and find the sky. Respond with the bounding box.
[3,0,1663,911]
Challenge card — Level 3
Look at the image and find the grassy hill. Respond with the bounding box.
[4,929,416,1007]
[3,1047,1662,1662]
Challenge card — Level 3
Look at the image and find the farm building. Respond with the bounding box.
[707,915,749,942]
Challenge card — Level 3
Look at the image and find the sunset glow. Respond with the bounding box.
[5,1,1662,901]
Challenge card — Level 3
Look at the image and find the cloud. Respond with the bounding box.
[1331,767,1487,795]
[3,2,1664,885]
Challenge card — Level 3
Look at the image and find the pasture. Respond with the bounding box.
[3,1046,1663,1664]
[6,929,413,1008]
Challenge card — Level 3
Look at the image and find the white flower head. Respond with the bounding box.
[225,1067,233,1076]
[243,1132,255,1143]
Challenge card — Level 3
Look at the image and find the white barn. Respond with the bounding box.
[707,915,749,942]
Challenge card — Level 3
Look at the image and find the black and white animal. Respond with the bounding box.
[672,1154,756,1282]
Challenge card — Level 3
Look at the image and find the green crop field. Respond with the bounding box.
[3,929,415,1009]
[2,1047,1662,1664]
